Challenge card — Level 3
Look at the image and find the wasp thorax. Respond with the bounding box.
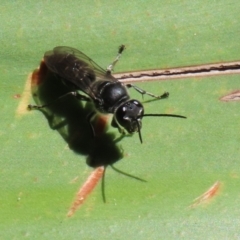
[115,100,144,133]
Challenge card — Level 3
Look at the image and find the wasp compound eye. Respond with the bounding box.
[115,100,144,133]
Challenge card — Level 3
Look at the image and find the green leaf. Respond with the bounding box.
[1,1,240,239]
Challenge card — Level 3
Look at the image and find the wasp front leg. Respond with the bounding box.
[111,117,126,135]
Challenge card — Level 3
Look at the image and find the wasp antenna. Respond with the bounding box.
[138,130,143,144]
[136,120,143,144]
[143,114,187,119]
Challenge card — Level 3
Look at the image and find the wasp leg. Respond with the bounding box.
[126,84,169,99]
[28,91,91,110]
[106,45,125,74]
[87,111,97,138]
[111,117,126,135]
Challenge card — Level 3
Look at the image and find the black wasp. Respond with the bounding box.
[28,45,186,143]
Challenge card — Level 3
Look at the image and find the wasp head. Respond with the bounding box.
[113,99,187,144]
[115,100,144,142]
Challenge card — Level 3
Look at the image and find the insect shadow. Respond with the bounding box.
[30,61,123,168]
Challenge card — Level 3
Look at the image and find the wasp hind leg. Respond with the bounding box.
[28,91,91,110]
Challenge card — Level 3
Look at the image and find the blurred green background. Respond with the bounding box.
[1,1,240,239]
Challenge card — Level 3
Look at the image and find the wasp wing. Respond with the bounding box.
[44,46,116,98]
